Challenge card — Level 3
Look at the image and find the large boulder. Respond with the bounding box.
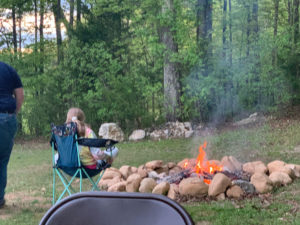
[286,164,300,178]
[269,171,292,186]
[243,161,268,175]
[145,160,164,170]
[119,165,134,180]
[98,176,124,190]
[232,180,256,194]
[102,168,122,180]
[221,156,243,172]
[149,129,169,141]
[208,173,231,197]
[98,123,124,142]
[137,165,148,178]
[267,160,285,174]
[168,184,179,200]
[178,177,208,197]
[126,173,142,192]
[129,129,146,141]
[226,185,244,198]
[152,182,170,195]
[139,178,157,193]
[108,181,127,192]
[250,173,273,194]
[149,121,194,140]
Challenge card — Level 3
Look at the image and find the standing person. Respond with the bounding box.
[0,61,24,208]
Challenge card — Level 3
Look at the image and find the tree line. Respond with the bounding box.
[0,0,299,136]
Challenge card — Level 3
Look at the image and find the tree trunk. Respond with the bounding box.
[70,0,74,28]
[53,0,63,63]
[229,0,232,66]
[40,0,45,72]
[196,0,205,45]
[293,0,300,96]
[252,0,259,62]
[252,0,260,105]
[222,0,227,60]
[288,0,292,25]
[272,0,279,65]
[77,0,81,23]
[294,0,299,43]
[18,12,22,52]
[162,0,180,122]
[196,0,212,75]
[246,4,250,57]
[274,0,279,36]
[252,0,259,41]
[206,0,212,45]
[34,0,38,71]
[12,5,17,54]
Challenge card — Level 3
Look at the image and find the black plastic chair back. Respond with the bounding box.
[40,192,194,225]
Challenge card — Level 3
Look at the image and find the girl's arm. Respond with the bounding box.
[86,128,106,160]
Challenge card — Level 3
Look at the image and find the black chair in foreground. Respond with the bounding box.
[39,191,195,225]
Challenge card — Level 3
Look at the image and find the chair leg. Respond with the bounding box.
[82,168,99,191]
[53,167,106,204]
[82,168,106,191]
[79,170,82,192]
[52,168,56,205]
[94,170,106,191]
[55,169,80,202]
[60,171,76,193]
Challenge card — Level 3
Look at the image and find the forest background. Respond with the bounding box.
[0,0,299,137]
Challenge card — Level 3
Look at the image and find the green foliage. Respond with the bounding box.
[0,0,300,135]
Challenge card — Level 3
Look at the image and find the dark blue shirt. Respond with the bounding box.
[0,61,23,113]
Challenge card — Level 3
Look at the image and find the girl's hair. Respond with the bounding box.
[66,107,86,137]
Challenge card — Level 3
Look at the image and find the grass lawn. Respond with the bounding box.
[1,117,300,224]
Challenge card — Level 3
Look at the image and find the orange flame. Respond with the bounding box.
[194,141,223,175]
[204,179,211,184]
[183,161,189,169]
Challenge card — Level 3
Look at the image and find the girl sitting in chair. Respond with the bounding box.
[63,107,118,169]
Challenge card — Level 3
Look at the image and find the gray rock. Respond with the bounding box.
[232,179,256,194]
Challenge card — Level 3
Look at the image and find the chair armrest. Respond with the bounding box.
[77,138,118,148]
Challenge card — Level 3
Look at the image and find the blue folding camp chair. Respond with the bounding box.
[50,122,118,204]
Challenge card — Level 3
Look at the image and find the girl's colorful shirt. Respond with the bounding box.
[79,127,99,168]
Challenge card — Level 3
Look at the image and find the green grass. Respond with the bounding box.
[1,118,300,224]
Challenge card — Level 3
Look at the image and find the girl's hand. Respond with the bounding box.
[106,157,113,165]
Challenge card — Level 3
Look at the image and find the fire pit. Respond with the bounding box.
[98,142,300,202]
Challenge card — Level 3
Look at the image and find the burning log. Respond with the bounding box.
[157,169,191,184]
[157,169,215,185]
[218,170,251,181]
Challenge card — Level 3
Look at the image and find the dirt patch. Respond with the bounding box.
[6,191,46,202]
[15,137,49,150]
[292,146,300,153]
[196,222,211,225]
[0,191,51,220]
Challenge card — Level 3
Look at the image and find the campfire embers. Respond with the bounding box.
[178,141,250,186]
[158,168,250,185]
[157,169,191,184]
[98,143,300,202]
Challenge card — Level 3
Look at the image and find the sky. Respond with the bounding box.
[0,9,66,49]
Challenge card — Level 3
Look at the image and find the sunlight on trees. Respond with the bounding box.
[0,0,299,136]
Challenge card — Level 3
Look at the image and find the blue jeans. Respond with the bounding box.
[0,113,17,200]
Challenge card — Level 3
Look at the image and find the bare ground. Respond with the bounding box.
[0,191,51,220]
